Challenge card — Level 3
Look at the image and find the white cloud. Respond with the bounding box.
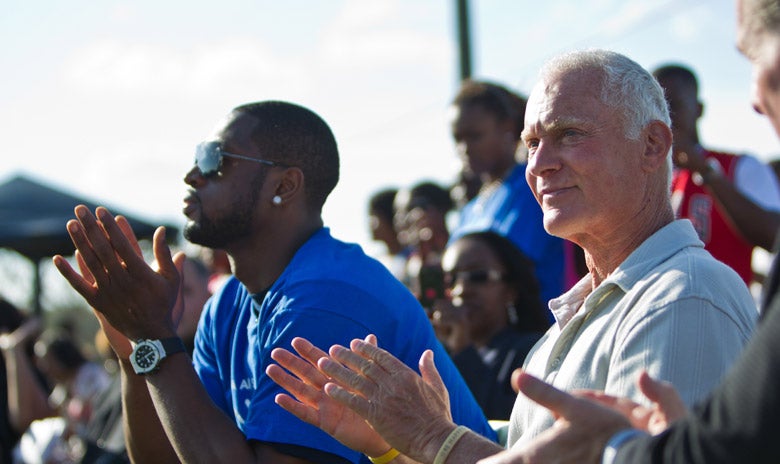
[320,0,451,70]
[63,38,311,100]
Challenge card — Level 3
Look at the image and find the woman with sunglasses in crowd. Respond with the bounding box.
[430,231,550,421]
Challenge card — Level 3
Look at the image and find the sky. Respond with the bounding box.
[1,0,776,309]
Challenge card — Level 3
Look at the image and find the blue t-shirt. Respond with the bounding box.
[193,228,495,463]
[451,163,564,305]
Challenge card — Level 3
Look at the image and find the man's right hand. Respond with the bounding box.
[575,370,688,434]
[53,205,185,350]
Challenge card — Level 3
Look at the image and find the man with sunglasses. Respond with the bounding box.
[53,101,494,463]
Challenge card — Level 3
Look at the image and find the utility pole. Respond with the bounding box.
[455,0,472,81]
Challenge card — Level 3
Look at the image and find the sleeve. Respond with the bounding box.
[613,295,780,463]
[734,155,780,211]
[605,296,752,408]
[242,302,374,463]
[191,297,231,416]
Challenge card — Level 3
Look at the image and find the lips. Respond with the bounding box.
[538,185,573,197]
[182,192,200,218]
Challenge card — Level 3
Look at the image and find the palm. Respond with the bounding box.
[267,338,390,456]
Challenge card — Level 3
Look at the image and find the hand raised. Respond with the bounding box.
[267,335,391,457]
[476,371,632,464]
[53,205,183,341]
[318,337,454,461]
[577,370,687,435]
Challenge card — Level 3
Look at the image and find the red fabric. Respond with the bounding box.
[671,150,753,284]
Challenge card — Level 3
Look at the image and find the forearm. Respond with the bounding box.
[705,174,780,250]
[142,353,260,463]
[426,427,504,464]
[394,422,503,464]
[2,347,53,431]
[120,359,179,464]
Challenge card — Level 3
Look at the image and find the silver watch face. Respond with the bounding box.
[132,341,160,373]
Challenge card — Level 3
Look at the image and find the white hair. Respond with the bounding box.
[540,49,673,186]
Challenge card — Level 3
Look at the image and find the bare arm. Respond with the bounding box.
[319,338,504,463]
[700,170,780,250]
[681,151,780,251]
[0,321,52,432]
[54,206,314,464]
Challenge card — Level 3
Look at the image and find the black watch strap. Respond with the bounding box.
[160,337,186,356]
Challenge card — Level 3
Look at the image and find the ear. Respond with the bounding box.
[272,166,305,205]
[697,101,704,119]
[640,120,673,173]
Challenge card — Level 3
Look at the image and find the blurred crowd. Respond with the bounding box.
[3,43,780,464]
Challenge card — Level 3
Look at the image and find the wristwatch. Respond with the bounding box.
[130,337,186,374]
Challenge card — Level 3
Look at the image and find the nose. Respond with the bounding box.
[184,164,206,187]
[526,140,560,178]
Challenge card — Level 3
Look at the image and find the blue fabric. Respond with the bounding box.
[452,163,565,305]
[193,228,495,463]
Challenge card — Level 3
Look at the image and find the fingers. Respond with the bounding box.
[574,390,641,419]
[90,207,146,274]
[53,252,97,302]
[637,371,687,423]
[515,370,577,420]
[320,345,381,397]
[419,350,445,395]
[291,337,330,368]
[75,251,97,285]
[349,339,408,378]
[267,362,324,408]
[323,381,372,420]
[271,346,329,389]
[274,392,321,427]
[153,227,178,282]
[64,214,113,290]
[115,215,143,256]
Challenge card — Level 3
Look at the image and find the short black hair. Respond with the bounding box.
[453,80,527,138]
[234,101,340,211]
[369,188,398,223]
[399,181,454,214]
[35,330,86,370]
[458,231,549,332]
[652,64,699,94]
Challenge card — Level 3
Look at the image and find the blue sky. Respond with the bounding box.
[0,0,773,264]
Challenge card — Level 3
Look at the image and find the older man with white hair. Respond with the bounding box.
[267,49,758,464]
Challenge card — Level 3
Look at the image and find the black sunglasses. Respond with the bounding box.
[195,141,286,177]
[444,269,504,289]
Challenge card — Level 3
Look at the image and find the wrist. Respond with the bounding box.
[418,422,459,463]
[601,428,648,464]
[433,425,469,464]
[367,447,400,464]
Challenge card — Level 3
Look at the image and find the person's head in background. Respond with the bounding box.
[368,188,403,255]
[737,0,780,137]
[439,231,549,348]
[0,298,25,335]
[394,180,454,264]
[178,255,213,354]
[652,64,704,165]
[33,330,86,389]
[450,80,527,184]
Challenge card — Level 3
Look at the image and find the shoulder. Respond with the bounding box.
[616,250,757,334]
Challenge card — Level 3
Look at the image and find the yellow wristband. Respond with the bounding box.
[368,448,400,464]
[433,425,469,464]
